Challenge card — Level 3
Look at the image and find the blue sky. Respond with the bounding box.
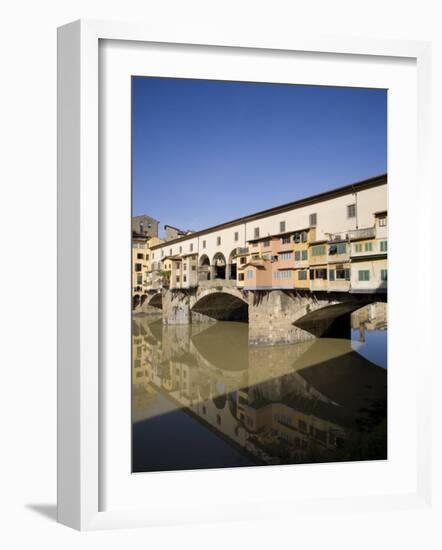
[132,77,386,235]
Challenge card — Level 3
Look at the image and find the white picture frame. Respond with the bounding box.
[57,19,433,531]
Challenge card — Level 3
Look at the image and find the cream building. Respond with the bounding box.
[147,174,387,295]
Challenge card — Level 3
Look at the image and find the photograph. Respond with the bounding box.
[131,76,388,473]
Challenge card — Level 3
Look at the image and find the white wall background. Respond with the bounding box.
[0,0,441,547]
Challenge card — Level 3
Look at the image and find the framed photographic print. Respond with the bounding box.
[57,20,433,530]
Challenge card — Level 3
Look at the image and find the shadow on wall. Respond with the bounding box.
[191,292,248,322]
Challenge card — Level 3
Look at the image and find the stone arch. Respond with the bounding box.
[147,292,163,309]
[192,290,248,322]
[293,299,376,339]
[212,252,227,280]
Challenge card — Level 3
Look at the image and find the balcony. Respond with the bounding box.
[347,227,376,241]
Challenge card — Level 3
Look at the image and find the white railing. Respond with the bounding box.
[347,227,376,240]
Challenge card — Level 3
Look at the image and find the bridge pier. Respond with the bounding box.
[162,289,214,325]
[249,290,315,346]
[248,290,353,346]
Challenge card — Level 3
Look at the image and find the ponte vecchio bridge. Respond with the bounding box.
[133,174,388,345]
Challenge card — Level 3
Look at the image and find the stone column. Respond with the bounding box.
[248,290,329,346]
[162,289,191,325]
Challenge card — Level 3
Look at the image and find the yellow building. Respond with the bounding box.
[132,235,163,304]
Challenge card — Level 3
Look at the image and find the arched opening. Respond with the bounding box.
[148,292,163,310]
[213,382,227,409]
[294,301,373,340]
[198,254,211,282]
[212,252,227,280]
[192,291,248,322]
[132,294,141,309]
[140,294,148,306]
[228,249,238,280]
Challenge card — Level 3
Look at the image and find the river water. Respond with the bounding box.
[132,305,387,472]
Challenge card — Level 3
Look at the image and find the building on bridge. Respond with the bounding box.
[132,234,163,308]
[146,174,387,295]
[132,214,159,238]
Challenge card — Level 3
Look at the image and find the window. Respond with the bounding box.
[309,213,317,226]
[179,246,182,253]
[301,250,308,260]
[275,270,291,280]
[161,250,164,257]
[191,265,196,271]
[381,269,388,281]
[337,243,347,254]
[279,252,292,260]
[329,243,347,255]
[355,243,362,253]
[280,221,286,233]
[169,248,172,256]
[202,240,206,249]
[238,273,245,281]
[329,269,335,281]
[136,253,143,259]
[137,274,142,284]
[315,269,327,280]
[312,245,326,256]
[295,250,308,261]
[240,257,246,265]
[135,263,142,272]
[378,216,387,227]
[190,243,194,252]
[254,227,260,239]
[380,240,388,252]
[281,235,291,244]
[152,252,155,259]
[295,251,301,261]
[183,264,187,270]
[298,270,307,280]
[347,204,356,218]
[247,270,254,279]
[217,236,221,246]
[358,270,370,281]
[234,232,239,241]
[183,275,187,282]
[176,276,180,282]
[364,242,373,252]
[262,240,270,248]
[336,268,350,280]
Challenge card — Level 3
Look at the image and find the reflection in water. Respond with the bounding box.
[132,306,387,472]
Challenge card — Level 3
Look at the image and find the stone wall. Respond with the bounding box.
[248,290,321,346]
